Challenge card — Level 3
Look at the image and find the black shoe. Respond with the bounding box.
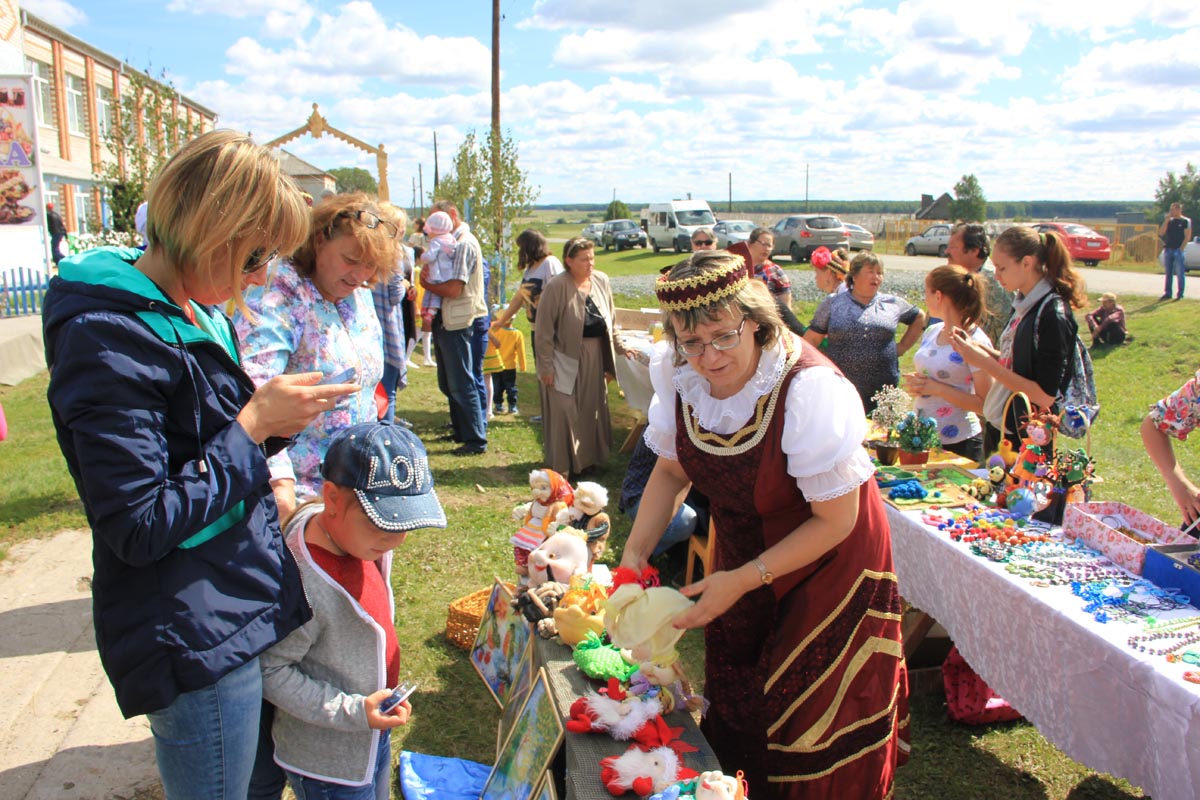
[451,444,487,456]
[530,415,542,423]
[1160,294,1172,300]
[436,432,459,442]
[1177,295,1185,300]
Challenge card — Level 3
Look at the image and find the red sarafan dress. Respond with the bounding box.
[665,336,910,799]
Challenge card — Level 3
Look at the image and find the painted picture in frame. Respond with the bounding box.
[471,578,531,707]
[496,639,535,757]
[532,773,559,800]
[482,668,564,800]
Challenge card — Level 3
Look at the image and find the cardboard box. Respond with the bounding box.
[1144,543,1200,608]
[1062,501,1191,576]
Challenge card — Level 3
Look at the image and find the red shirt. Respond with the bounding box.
[309,545,400,688]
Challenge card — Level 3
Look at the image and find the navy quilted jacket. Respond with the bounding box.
[43,247,310,717]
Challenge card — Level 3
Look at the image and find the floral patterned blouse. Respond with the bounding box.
[234,261,383,500]
[1148,368,1200,441]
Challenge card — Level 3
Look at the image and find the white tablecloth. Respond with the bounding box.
[888,505,1200,800]
[613,333,655,416]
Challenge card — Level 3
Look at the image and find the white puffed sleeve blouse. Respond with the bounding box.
[642,333,875,502]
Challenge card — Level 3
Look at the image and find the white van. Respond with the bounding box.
[643,200,716,253]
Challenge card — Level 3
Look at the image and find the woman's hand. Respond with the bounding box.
[364,689,410,730]
[672,567,757,630]
[902,371,930,397]
[949,326,991,368]
[271,479,297,520]
[237,373,356,444]
[540,372,555,387]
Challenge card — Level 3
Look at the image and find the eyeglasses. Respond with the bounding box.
[335,209,400,239]
[693,239,714,246]
[675,318,748,358]
[243,247,278,274]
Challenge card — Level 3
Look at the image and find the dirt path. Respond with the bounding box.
[0,530,160,799]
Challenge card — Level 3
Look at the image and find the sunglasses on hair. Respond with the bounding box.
[565,238,592,258]
[243,248,279,274]
[334,209,400,239]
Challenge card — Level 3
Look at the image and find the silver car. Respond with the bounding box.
[769,214,850,263]
[1185,238,1200,270]
[712,219,756,249]
[905,224,953,257]
[581,223,604,245]
[845,223,875,251]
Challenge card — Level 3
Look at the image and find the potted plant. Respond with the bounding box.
[869,386,911,466]
[894,412,941,465]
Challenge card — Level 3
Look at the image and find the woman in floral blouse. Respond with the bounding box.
[1142,367,1200,532]
[235,193,402,519]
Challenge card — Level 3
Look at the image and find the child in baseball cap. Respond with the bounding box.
[259,419,445,795]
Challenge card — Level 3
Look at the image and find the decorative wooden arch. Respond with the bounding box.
[265,103,389,201]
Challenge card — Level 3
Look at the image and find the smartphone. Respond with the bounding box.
[319,367,357,385]
[378,681,417,715]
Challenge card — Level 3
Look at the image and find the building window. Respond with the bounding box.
[95,85,113,137]
[65,74,88,135]
[73,186,92,232]
[27,58,54,127]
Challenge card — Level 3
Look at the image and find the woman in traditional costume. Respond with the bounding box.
[619,250,909,799]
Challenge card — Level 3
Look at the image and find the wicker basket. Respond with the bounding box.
[445,586,499,650]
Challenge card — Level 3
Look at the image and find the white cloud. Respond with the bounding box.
[1061,32,1200,93]
[166,0,314,34]
[21,0,87,27]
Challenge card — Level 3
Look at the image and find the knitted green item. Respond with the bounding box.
[573,631,637,681]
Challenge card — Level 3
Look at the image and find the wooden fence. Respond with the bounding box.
[0,267,50,317]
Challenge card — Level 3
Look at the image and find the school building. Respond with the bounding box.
[19,10,217,233]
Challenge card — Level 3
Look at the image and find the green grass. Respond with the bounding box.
[3,281,1196,797]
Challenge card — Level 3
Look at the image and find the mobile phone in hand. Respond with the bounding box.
[378,681,417,715]
[319,367,357,385]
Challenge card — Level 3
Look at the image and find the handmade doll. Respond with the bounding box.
[556,481,613,570]
[513,527,590,625]
[599,719,699,797]
[511,469,574,582]
[1011,412,1058,485]
[604,567,693,664]
[629,654,706,715]
[567,678,664,742]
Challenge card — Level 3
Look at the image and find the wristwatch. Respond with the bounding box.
[752,557,774,585]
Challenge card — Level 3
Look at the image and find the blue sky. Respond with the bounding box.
[23,0,1200,205]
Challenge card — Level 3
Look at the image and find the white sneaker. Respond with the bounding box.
[406,360,420,369]
[423,357,437,367]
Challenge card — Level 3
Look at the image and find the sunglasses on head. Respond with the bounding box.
[332,209,400,239]
[693,239,714,246]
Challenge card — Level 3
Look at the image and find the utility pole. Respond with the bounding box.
[418,164,424,217]
[491,0,503,305]
[728,172,732,214]
[805,163,809,212]
[433,132,439,193]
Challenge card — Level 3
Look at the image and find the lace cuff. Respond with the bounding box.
[795,448,875,502]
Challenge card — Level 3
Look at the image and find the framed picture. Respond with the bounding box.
[496,639,535,757]
[481,668,564,800]
[470,578,531,707]
[532,773,559,800]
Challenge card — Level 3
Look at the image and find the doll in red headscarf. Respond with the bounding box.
[511,469,574,583]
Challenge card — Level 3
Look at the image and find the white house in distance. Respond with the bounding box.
[276,149,336,201]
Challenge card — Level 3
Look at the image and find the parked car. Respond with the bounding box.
[769,214,850,263]
[845,223,875,251]
[601,219,648,251]
[904,224,953,257]
[581,223,604,245]
[1032,222,1111,267]
[712,219,756,249]
[1185,237,1200,270]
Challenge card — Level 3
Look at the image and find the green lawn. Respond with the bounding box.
[3,276,1196,798]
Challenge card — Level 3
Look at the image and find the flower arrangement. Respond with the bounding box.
[894,412,941,453]
[870,385,911,443]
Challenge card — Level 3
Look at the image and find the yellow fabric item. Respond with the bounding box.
[603,582,693,663]
[491,326,527,371]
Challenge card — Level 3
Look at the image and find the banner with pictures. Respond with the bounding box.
[0,75,40,225]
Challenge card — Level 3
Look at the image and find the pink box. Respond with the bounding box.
[1062,502,1191,576]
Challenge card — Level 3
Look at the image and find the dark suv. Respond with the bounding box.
[770,214,850,262]
[601,219,648,252]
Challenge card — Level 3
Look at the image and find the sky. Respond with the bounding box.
[21,0,1200,206]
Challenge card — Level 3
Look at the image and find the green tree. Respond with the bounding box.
[94,69,203,233]
[433,128,539,263]
[605,199,630,221]
[1154,163,1200,218]
[950,174,987,222]
[327,166,378,196]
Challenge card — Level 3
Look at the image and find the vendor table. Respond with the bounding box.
[532,636,721,800]
[887,505,1200,800]
[613,332,656,417]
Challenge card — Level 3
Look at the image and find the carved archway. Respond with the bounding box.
[265,103,388,201]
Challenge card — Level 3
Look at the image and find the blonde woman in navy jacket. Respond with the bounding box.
[42,131,357,799]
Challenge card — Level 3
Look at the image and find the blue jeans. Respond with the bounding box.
[628,496,701,556]
[285,731,391,800]
[1164,248,1186,298]
[470,317,489,423]
[433,315,487,449]
[380,362,401,422]
[146,657,262,800]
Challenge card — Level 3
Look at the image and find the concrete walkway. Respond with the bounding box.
[0,530,160,799]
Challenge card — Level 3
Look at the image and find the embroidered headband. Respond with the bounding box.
[655,256,749,312]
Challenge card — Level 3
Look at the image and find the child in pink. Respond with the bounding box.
[419,211,456,327]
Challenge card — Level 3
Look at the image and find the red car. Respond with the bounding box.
[1032,222,1111,266]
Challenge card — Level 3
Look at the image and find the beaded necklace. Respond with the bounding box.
[1127,625,1200,656]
